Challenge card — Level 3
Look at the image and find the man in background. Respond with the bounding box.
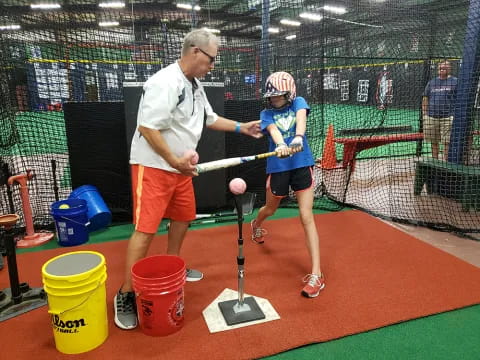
[422,61,458,160]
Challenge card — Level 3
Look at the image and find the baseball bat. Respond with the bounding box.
[195,151,277,174]
[195,212,236,219]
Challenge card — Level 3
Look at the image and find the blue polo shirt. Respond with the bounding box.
[423,76,457,117]
[260,96,314,174]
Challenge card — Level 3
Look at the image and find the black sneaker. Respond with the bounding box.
[114,289,137,330]
[186,268,203,282]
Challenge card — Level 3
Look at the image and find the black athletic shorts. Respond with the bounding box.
[268,166,313,197]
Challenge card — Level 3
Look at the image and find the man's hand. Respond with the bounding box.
[172,153,198,177]
[241,120,263,138]
[289,135,304,153]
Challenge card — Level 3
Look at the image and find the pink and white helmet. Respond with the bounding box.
[264,71,296,101]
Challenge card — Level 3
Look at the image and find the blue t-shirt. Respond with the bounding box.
[423,76,457,117]
[260,96,314,174]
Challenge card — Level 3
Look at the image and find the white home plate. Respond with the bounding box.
[202,288,280,333]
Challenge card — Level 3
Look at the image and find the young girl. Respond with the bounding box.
[251,71,325,298]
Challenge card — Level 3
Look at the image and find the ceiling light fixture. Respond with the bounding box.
[30,3,61,10]
[0,25,21,30]
[286,34,297,40]
[176,3,201,11]
[322,5,347,14]
[99,21,120,27]
[280,19,301,26]
[203,27,220,34]
[255,25,280,33]
[99,2,125,8]
[299,12,323,21]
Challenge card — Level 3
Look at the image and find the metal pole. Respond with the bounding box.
[261,0,270,88]
[233,195,245,305]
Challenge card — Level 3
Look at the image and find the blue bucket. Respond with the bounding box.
[69,185,112,232]
[51,199,90,247]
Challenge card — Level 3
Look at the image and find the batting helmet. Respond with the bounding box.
[263,71,296,101]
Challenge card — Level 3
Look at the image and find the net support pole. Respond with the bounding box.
[448,0,480,163]
[261,0,270,87]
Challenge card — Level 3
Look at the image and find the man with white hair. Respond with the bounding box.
[114,29,262,330]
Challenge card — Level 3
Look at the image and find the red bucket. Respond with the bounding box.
[131,255,186,337]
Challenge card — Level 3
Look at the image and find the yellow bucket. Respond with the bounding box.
[41,251,108,354]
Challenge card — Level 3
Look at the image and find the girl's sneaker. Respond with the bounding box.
[301,273,325,298]
[250,219,267,244]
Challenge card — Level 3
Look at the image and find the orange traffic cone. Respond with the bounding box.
[321,124,337,169]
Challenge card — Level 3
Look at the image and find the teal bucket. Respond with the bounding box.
[51,199,90,247]
[69,185,112,232]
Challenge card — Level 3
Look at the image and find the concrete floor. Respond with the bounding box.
[386,220,480,267]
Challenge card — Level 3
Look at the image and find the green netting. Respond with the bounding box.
[0,0,479,237]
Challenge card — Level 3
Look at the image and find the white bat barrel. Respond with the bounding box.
[196,157,242,174]
[196,156,256,174]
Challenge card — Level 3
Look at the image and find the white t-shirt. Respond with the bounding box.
[130,62,218,172]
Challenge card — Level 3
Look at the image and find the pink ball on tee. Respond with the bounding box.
[184,149,199,165]
[229,178,247,195]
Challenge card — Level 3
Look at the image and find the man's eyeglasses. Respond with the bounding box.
[193,45,216,64]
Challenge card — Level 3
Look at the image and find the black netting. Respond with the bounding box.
[0,0,479,238]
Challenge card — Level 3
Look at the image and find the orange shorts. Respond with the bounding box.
[131,165,196,234]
